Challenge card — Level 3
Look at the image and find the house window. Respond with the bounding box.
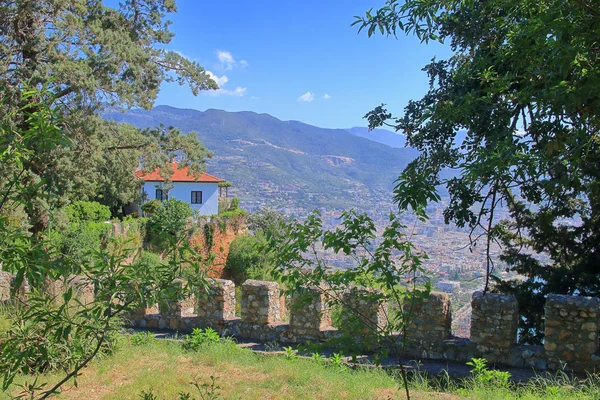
[191,191,203,204]
[156,188,167,201]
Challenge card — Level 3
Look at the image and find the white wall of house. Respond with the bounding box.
[141,181,219,215]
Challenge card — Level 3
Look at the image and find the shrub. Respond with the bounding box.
[148,199,192,236]
[0,310,120,376]
[219,208,248,219]
[136,251,165,271]
[283,346,298,360]
[224,235,272,284]
[65,201,111,224]
[141,199,162,216]
[183,328,220,351]
[59,221,111,266]
[466,358,512,389]
[203,223,215,251]
[248,209,287,238]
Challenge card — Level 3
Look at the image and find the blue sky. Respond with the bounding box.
[155,0,452,129]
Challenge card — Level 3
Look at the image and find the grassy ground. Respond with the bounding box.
[0,302,598,400]
[4,337,415,400]
[4,334,600,400]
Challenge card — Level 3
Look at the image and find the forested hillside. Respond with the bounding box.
[104,106,419,210]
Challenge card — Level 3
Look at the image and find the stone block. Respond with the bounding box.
[289,285,332,339]
[545,294,600,371]
[341,286,388,334]
[197,279,236,324]
[470,292,518,362]
[406,291,452,357]
[241,280,281,324]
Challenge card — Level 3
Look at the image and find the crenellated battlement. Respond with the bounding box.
[2,271,597,373]
[126,278,600,373]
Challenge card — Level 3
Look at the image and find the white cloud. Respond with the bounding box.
[204,70,246,97]
[206,86,247,97]
[298,92,314,102]
[215,50,248,70]
[230,87,247,96]
[206,71,229,87]
[216,50,235,70]
[322,94,331,99]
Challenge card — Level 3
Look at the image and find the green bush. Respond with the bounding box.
[248,209,286,238]
[141,199,162,216]
[219,208,248,219]
[465,358,512,389]
[148,199,192,236]
[136,251,165,270]
[58,221,111,266]
[204,223,215,251]
[224,234,272,284]
[183,328,220,351]
[1,311,121,376]
[65,201,111,224]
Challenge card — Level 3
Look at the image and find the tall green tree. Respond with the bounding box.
[0,90,210,399]
[0,0,217,229]
[354,0,600,343]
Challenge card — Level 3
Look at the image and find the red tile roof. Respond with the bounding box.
[134,162,224,183]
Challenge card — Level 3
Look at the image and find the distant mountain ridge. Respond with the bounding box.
[103,105,419,211]
[346,127,407,148]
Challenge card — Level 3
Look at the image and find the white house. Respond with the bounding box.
[135,162,225,215]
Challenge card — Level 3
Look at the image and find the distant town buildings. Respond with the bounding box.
[437,280,461,293]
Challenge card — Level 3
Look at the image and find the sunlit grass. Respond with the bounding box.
[3,332,600,399]
[5,337,400,399]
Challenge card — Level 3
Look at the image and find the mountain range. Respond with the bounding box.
[103,106,418,211]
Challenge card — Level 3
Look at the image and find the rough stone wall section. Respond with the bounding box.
[0,272,13,302]
[407,291,452,358]
[159,280,197,330]
[197,278,236,322]
[470,291,518,363]
[545,294,600,371]
[341,286,388,333]
[289,286,332,339]
[241,280,281,324]
[70,276,95,305]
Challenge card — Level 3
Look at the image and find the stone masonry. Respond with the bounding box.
[289,285,332,339]
[341,286,388,334]
[407,291,452,358]
[470,291,518,363]
[197,278,236,325]
[545,294,600,371]
[0,271,12,303]
[241,280,281,324]
[12,269,598,374]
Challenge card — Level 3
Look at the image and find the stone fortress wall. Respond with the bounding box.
[1,271,597,373]
[129,278,599,373]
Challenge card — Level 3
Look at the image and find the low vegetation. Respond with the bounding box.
[2,324,599,400]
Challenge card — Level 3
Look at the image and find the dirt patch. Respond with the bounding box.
[374,388,460,399]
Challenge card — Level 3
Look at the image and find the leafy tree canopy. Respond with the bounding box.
[0,0,217,227]
[355,0,600,343]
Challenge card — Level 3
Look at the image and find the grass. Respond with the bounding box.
[409,365,600,400]
[0,319,599,399]
[4,337,407,399]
